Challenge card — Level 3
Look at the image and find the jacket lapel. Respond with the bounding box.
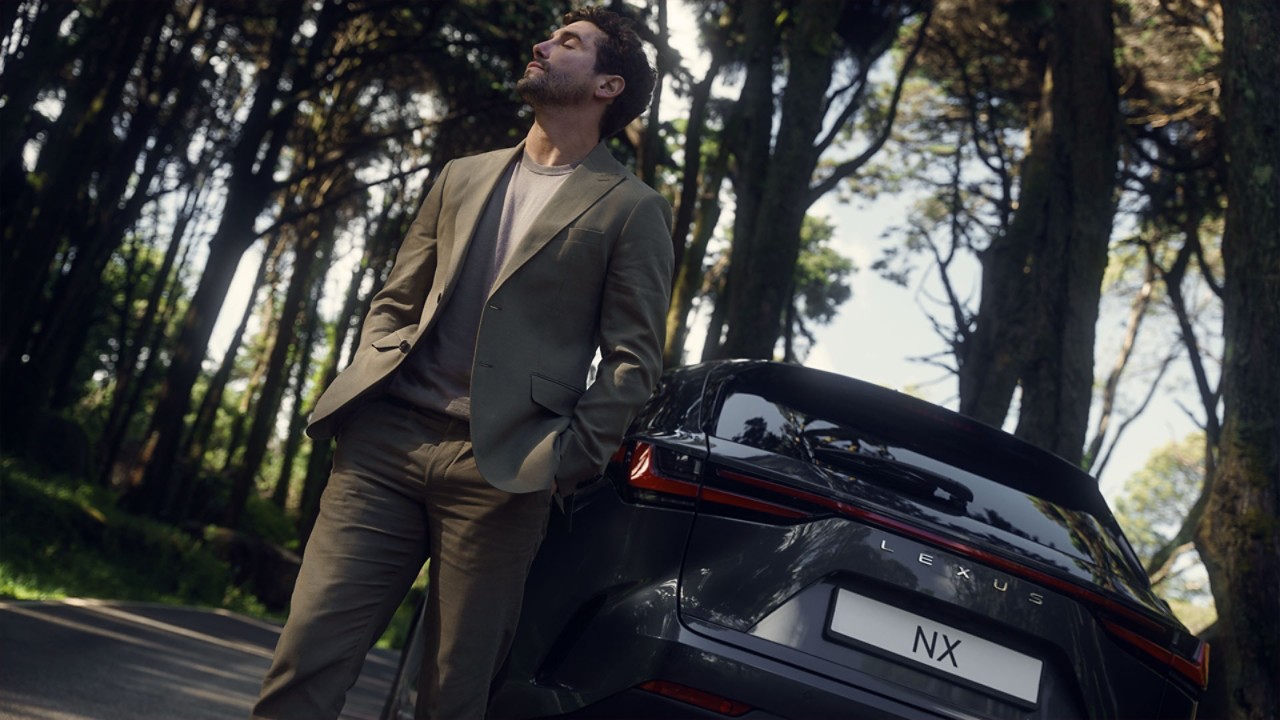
[441,144,524,296]
[488,143,624,298]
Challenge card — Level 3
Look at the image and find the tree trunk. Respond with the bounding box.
[98,238,194,488]
[666,55,721,277]
[0,2,160,369]
[0,3,162,426]
[272,258,328,509]
[637,0,667,188]
[227,207,337,528]
[220,272,282,476]
[184,235,283,472]
[1195,0,1280,717]
[166,237,281,519]
[129,0,310,514]
[0,0,78,182]
[99,147,216,483]
[1010,0,1119,464]
[26,9,218,415]
[956,81,1044,428]
[957,0,1119,464]
[716,0,916,360]
[710,0,781,360]
[699,258,730,362]
[664,138,729,366]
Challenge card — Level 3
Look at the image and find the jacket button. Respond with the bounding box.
[399,340,411,353]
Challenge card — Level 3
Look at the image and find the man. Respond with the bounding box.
[250,7,672,719]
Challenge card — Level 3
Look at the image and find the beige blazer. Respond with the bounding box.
[306,142,674,495]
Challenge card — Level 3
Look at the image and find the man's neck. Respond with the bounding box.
[524,108,600,167]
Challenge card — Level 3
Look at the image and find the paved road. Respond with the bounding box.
[0,599,398,720]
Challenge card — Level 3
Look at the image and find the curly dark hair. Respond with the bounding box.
[563,6,656,138]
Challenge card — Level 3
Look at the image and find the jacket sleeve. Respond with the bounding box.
[357,160,452,348]
[555,190,674,490]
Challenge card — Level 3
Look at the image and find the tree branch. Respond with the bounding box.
[255,161,433,239]
[1150,237,1223,446]
[807,9,933,206]
[1084,259,1156,472]
[1093,344,1179,479]
[813,59,873,157]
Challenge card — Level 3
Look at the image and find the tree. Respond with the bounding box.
[663,121,730,366]
[865,1,1201,471]
[1,1,171,421]
[128,0,317,513]
[1194,0,1280,716]
[954,0,1121,465]
[707,0,930,360]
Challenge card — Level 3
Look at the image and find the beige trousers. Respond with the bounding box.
[251,399,552,720]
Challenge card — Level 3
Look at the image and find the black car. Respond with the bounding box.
[382,360,1209,719]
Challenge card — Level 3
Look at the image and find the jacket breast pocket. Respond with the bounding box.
[557,227,606,264]
[530,372,584,417]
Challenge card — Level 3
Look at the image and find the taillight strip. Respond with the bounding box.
[699,486,812,519]
[1102,620,1210,689]
[623,444,1208,689]
[718,468,1158,627]
[713,466,1210,689]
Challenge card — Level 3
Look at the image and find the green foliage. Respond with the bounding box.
[0,455,267,618]
[375,569,429,651]
[793,214,855,327]
[1115,434,1204,561]
[69,236,190,428]
[242,493,298,550]
[1166,598,1216,635]
[783,214,856,361]
[1114,434,1213,605]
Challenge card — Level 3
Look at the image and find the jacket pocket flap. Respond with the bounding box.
[530,373,583,417]
[371,328,409,351]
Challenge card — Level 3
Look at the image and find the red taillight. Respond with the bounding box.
[626,443,699,498]
[638,679,752,716]
[624,443,809,519]
[1102,619,1210,690]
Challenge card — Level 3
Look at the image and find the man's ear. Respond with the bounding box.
[595,75,624,100]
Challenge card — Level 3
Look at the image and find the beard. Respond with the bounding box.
[517,65,593,107]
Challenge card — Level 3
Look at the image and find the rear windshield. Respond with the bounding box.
[712,388,1141,584]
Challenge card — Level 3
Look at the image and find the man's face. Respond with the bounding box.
[517,20,608,107]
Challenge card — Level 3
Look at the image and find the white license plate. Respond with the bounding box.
[828,589,1042,704]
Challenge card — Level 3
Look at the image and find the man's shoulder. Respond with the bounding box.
[450,145,522,170]
[471,144,523,160]
[588,146,666,204]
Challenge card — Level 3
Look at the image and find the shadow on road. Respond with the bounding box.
[0,599,395,720]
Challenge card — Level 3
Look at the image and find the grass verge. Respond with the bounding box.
[0,453,423,649]
[0,454,271,618]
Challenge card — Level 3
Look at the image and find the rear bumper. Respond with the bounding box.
[495,610,950,720]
